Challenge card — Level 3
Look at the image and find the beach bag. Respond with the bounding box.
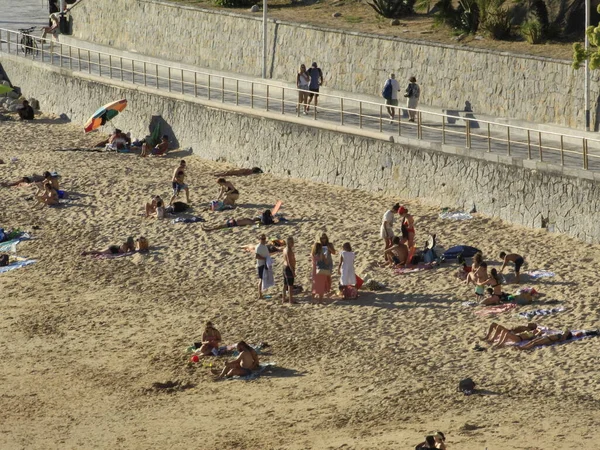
[136,236,149,252]
[342,286,358,299]
[457,378,476,395]
[172,202,189,213]
[210,200,223,211]
[261,211,274,226]
[316,260,331,276]
[381,80,392,100]
[0,254,8,267]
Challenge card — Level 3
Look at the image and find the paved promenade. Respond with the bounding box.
[2,1,600,174]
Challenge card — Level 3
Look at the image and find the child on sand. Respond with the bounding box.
[338,242,356,295]
[499,251,525,283]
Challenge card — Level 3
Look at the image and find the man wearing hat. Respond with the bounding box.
[306,62,323,113]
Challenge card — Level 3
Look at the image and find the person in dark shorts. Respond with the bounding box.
[255,234,269,299]
[306,62,323,113]
[282,236,297,304]
[17,100,35,121]
[499,251,525,283]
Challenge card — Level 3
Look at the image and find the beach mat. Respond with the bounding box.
[439,211,473,220]
[0,259,36,274]
[443,245,481,260]
[525,270,556,279]
[0,236,30,253]
[517,306,565,320]
[227,363,275,381]
[474,303,518,317]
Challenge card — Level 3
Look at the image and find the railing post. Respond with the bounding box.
[181,69,184,94]
[527,130,531,159]
[168,67,171,92]
[340,98,343,125]
[398,109,401,136]
[250,82,253,108]
[59,42,63,67]
[266,85,269,110]
[222,77,225,103]
[417,111,422,139]
[155,64,159,89]
[538,132,543,162]
[131,59,135,84]
[77,48,81,72]
[109,55,112,79]
[487,123,491,152]
[87,49,90,73]
[442,116,446,145]
[583,138,589,169]
[379,105,383,132]
[143,62,147,86]
[281,88,285,114]
[235,79,238,105]
[560,135,564,165]
[208,75,211,101]
[98,52,101,76]
[507,127,511,156]
[69,46,72,70]
[359,102,363,129]
[194,72,198,97]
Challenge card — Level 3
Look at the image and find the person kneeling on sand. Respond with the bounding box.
[81,237,136,256]
[201,210,275,231]
[197,321,222,356]
[383,236,408,267]
[33,183,59,208]
[215,341,259,378]
[216,178,239,206]
[140,135,169,157]
[499,251,525,283]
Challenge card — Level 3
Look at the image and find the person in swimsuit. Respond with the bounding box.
[319,233,336,294]
[499,251,525,283]
[197,321,222,356]
[168,160,190,205]
[37,171,60,191]
[398,206,415,250]
[470,261,488,298]
[1,174,45,187]
[380,203,400,250]
[297,63,311,114]
[216,341,259,378]
[383,236,408,267]
[433,432,447,450]
[140,134,169,157]
[81,237,136,256]
[145,195,163,217]
[480,268,506,305]
[33,183,59,208]
[213,167,263,177]
[516,330,574,350]
[216,178,239,206]
[484,322,539,343]
[282,236,297,304]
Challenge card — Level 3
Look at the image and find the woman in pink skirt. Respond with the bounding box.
[311,242,328,304]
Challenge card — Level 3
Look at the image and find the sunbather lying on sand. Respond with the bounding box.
[215,341,259,378]
[81,237,136,256]
[484,322,538,342]
[202,210,276,231]
[516,330,573,350]
[197,321,222,356]
[484,322,544,347]
[2,174,45,187]
[214,167,263,177]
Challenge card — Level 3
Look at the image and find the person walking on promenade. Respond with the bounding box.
[382,73,400,122]
[297,64,311,115]
[380,202,400,250]
[306,62,323,113]
[404,76,420,122]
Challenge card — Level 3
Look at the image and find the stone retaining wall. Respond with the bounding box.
[68,0,600,129]
[1,55,599,242]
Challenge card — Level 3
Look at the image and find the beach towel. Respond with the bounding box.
[439,211,473,220]
[513,330,599,349]
[89,251,136,260]
[172,216,205,224]
[473,303,518,317]
[517,306,565,320]
[227,363,276,381]
[0,235,31,253]
[443,245,481,260]
[394,264,434,274]
[526,270,556,279]
[0,258,36,274]
[261,255,274,291]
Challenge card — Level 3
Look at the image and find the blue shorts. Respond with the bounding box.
[172,182,187,195]
[257,265,265,279]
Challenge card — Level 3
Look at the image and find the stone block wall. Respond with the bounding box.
[68,0,599,129]
[2,55,599,242]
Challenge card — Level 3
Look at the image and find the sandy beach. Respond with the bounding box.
[1,116,600,449]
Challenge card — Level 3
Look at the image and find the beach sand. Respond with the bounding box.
[1,116,600,449]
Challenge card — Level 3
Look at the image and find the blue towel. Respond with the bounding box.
[172,216,205,224]
[0,259,36,274]
[228,363,275,381]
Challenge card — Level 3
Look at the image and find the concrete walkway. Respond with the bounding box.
[2,1,600,174]
[0,0,49,30]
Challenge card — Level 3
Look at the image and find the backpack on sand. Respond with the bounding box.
[458,378,476,395]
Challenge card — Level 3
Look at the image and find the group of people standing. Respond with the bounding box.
[255,232,357,305]
[380,203,416,267]
[296,62,324,114]
[382,74,420,123]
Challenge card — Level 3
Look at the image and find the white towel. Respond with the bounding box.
[261,255,275,291]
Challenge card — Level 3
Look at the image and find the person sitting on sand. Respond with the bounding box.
[383,236,409,267]
[140,134,169,157]
[33,183,59,207]
[145,195,164,218]
[214,167,263,177]
[480,268,506,305]
[17,100,35,121]
[216,178,239,206]
[81,237,136,256]
[201,210,276,231]
[216,341,259,378]
[197,321,222,356]
[516,330,573,350]
[499,251,525,283]
[39,171,60,191]
[433,431,447,450]
[107,129,130,150]
[415,435,437,449]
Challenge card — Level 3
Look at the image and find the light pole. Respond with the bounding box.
[585,0,590,131]
[262,0,267,78]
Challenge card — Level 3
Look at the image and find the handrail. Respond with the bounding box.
[0,26,598,171]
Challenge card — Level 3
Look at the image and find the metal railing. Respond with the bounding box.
[1,26,599,171]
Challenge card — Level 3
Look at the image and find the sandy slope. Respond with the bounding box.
[0,117,599,450]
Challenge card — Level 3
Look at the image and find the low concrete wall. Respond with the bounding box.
[69,0,600,129]
[2,54,599,242]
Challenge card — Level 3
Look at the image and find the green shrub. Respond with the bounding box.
[213,0,255,7]
[456,0,479,33]
[478,0,512,39]
[521,18,543,44]
[368,0,416,18]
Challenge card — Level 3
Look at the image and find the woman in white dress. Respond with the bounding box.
[338,242,356,293]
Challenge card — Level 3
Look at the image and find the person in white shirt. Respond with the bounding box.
[380,203,400,250]
[383,73,400,122]
[255,234,270,299]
